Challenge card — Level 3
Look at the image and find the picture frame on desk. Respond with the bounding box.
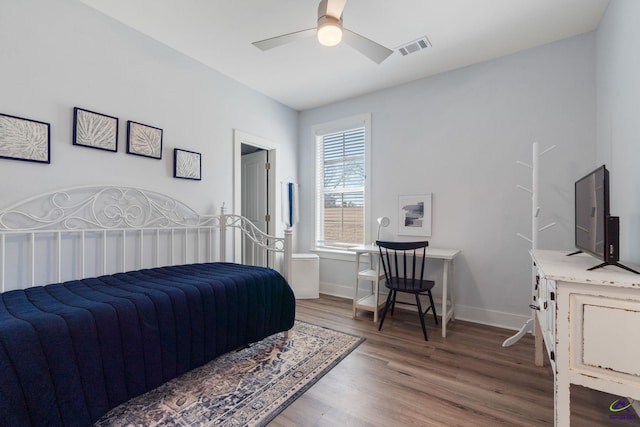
[398,193,432,236]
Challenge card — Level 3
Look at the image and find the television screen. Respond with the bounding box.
[574,165,608,260]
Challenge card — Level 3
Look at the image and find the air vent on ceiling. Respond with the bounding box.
[397,36,432,57]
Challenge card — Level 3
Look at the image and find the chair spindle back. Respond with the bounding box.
[377,241,429,289]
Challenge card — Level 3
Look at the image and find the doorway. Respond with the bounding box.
[241,146,268,234]
[233,130,276,265]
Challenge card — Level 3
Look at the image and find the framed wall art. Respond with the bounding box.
[174,148,201,180]
[126,120,162,159]
[398,193,432,236]
[73,107,118,152]
[0,113,50,164]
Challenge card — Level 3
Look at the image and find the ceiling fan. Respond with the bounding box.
[252,0,393,64]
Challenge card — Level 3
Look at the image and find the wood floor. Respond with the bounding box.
[269,294,639,427]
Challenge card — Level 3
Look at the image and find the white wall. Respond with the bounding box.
[596,0,640,264]
[0,0,617,329]
[0,0,298,240]
[298,33,597,329]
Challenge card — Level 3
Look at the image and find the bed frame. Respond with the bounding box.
[0,186,296,426]
[0,186,292,292]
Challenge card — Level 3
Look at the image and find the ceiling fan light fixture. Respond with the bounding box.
[317,15,343,46]
[252,0,392,64]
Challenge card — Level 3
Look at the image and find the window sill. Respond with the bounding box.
[311,247,358,262]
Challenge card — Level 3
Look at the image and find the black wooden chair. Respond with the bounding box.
[376,240,438,341]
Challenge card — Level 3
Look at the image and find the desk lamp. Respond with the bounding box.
[376,216,390,243]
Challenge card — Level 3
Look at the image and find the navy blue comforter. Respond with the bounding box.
[0,262,295,427]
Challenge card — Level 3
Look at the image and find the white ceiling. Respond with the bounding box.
[79,0,609,111]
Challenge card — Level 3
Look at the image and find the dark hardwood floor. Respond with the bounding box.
[269,294,639,426]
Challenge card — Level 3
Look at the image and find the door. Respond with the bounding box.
[241,149,268,266]
[233,130,277,266]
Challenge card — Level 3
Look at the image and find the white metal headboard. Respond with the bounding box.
[0,186,291,292]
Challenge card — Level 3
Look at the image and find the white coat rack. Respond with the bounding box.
[502,142,556,347]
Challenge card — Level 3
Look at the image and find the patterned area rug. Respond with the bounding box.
[95,321,364,426]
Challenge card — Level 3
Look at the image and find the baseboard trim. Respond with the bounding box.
[320,282,355,300]
[320,281,532,332]
[453,304,531,331]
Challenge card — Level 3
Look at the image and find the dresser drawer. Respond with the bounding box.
[570,293,640,385]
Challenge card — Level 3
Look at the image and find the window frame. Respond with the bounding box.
[312,113,371,252]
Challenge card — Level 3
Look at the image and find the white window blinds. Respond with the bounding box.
[316,126,366,248]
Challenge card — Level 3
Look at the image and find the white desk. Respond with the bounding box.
[350,244,461,337]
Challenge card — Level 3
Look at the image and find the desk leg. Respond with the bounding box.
[373,255,379,323]
[441,259,455,338]
[353,254,361,318]
[449,259,455,322]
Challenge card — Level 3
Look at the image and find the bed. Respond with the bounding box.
[0,186,296,426]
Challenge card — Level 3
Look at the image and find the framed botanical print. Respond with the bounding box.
[174,148,201,180]
[73,107,118,152]
[0,113,50,164]
[127,120,162,159]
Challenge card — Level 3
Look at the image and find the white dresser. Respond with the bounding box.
[530,250,640,426]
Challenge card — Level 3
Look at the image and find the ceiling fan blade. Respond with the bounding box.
[342,29,393,64]
[252,28,316,51]
[319,0,347,19]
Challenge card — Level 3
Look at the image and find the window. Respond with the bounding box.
[315,114,370,250]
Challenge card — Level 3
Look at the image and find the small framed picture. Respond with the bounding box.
[174,148,201,180]
[127,120,162,159]
[0,113,51,164]
[398,193,432,236]
[73,107,118,152]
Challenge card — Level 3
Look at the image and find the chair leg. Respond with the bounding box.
[415,294,428,341]
[428,290,438,325]
[378,290,394,331]
[390,290,397,315]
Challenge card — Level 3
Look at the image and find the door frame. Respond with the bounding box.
[233,129,277,262]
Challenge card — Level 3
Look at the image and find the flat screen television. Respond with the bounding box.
[572,165,638,273]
